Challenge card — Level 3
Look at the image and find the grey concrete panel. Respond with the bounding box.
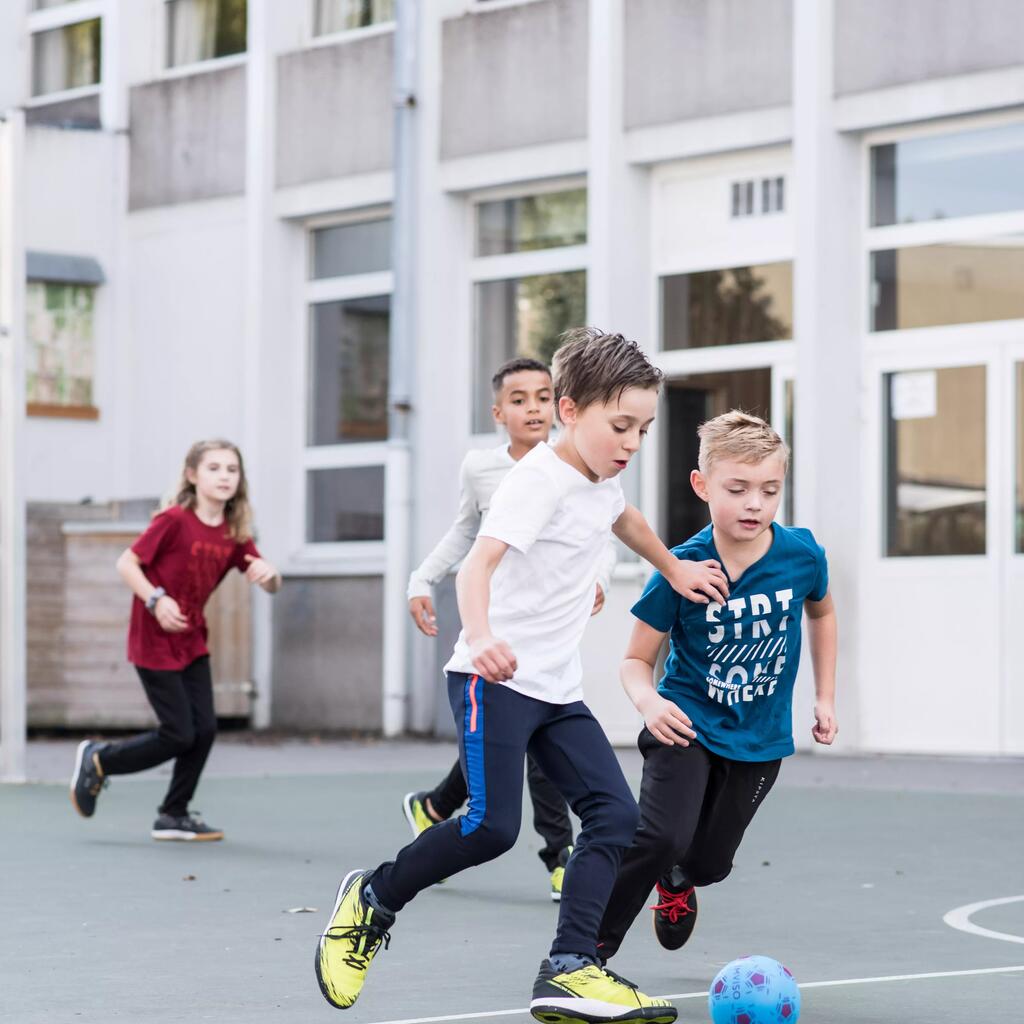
[275,34,393,187]
[128,65,246,211]
[441,0,588,159]
[624,0,792,130]
[270,576,384,732]
[25,94,101,129]
[836,0,1024,96]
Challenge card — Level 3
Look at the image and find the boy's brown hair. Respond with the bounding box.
[552,327,663,412]
[697,410,789,475]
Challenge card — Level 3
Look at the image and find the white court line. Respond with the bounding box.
[362,964,1024,1024]
[944,895,1024,945]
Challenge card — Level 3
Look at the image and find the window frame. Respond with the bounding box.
[307,0,396,47]
[161,0,249,75]
[295,208,393,570]
[26,1,103,105]
[467,177,588,443]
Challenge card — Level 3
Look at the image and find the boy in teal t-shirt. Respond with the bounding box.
[597,410,838,961]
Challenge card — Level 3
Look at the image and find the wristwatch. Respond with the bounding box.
[145,587,167,614]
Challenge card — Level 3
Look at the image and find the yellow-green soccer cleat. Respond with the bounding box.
[530,959,677,1024]
[315,869,394,1010]
[402,790,436,837]
[550,845,573,902]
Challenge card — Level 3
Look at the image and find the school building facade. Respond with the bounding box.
[2,0,1022,756]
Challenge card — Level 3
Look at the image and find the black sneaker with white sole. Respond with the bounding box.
[70,739,108,818]
[151,811,224,842]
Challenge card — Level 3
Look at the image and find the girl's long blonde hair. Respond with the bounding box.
[162,439,254,542]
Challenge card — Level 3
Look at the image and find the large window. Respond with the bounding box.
[871,122,1024,227]
[26,281,97,418]
[884,366,986,557]
[471,187,587,432]
[166,0,247,68]
[871,238,1024,332]
[303,216,391,547]
[661,262,792,350]
[31,18,101,97]
[314,0,394,36]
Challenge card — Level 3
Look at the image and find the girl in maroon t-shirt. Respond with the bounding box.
[69,439,281,841]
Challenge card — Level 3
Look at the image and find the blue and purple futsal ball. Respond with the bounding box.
[708,955,801,1024]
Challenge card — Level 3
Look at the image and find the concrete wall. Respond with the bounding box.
[0,3,26,111]
[121,199,248,500]
[128,66,246,210]
[440,0,588,159]
[835,0,1024,96]
[23,127,121,504]
[271,577,384,731]
[624,0,792,130]
[276,34,394,187]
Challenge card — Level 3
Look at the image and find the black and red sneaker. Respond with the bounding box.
[651,867,698,950]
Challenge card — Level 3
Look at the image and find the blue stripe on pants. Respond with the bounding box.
[460,675,486,836]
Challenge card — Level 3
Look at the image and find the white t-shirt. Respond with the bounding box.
[444,442,626,704]
[406,443,616,600]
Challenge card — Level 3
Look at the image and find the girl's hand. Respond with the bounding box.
[244,555,278,587]
[154,595,189,633]
[812,700,838,745]
[409,596,439,637]
[638,691,696,746]
[666,558,729,605]
[468,634,517,682]
[591,583,606,617]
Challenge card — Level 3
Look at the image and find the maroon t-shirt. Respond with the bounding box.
[127,505,260,670]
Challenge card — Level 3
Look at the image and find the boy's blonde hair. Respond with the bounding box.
[697,410,789,475]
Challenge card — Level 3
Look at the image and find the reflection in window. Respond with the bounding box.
[32,19,101,97]
[473,271,585,432]
[311,219,391,280]
[884,366,986,557]
[871,238,1024,331]
[166,0,247,68]
[309,296,390,445]
[661,262,792,350]
[476,190,587,257]
[871,122,1024,226]
[315,0,394,35]
[26,282,96,410]
[1017,364,1024,554]
[307,466,385,542]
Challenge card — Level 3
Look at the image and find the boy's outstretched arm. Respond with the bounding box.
[612,504,729,604]
[621,620,697,746]
[805,591,838,744]
[455,536,517,682]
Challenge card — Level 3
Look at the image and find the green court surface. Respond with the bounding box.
[3,739,1023,1023]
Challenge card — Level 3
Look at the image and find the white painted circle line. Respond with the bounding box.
[362,963,1024,1024]
[944,895,1024,946]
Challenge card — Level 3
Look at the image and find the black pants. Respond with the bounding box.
[598,729,781,960]
[370,673,639,959]
[427,754,574,872]
[97,656,217,818]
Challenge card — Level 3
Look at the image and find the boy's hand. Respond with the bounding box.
[812,700,838,745]
[638,691,696,746]
[665,558,729,605]
[154,595,189,633]
[591,583,606,617]
[468,634,517,682]
[409,596,439,636]
[244,555,278,586]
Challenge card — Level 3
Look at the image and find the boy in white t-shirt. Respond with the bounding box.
[403,356,615,901]
[315,329,730,1023]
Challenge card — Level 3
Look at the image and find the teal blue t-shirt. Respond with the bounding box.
[631,523,828,762]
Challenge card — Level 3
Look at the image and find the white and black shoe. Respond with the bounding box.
[70,739,107,818]
[151,811,224,842]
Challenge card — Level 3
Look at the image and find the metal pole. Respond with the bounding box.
[381,0,418,737]
[0,109,27,782]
